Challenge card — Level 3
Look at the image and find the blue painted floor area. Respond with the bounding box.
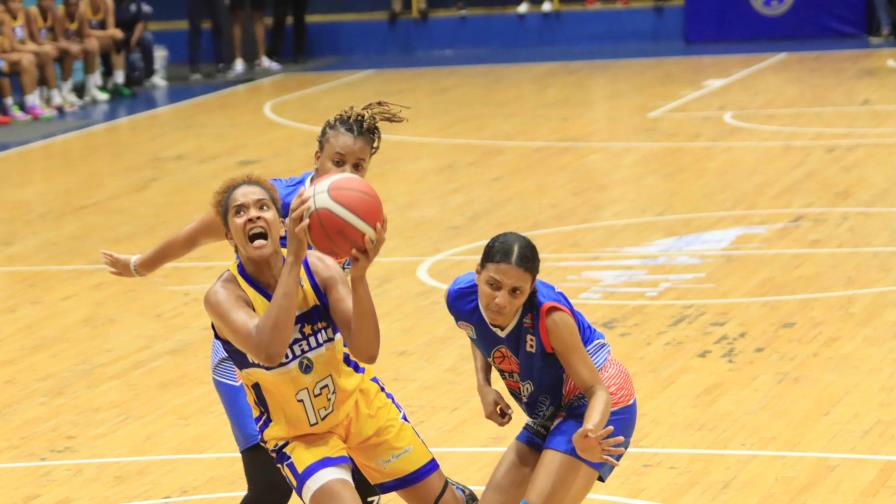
[308,37,883,71]
[0,81,238,152]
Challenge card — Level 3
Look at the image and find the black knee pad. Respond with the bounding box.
[350,462,381,502]
[240,444,293,504]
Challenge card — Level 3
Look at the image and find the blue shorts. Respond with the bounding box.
[0,58,7,77]
[211,339,261,451]
[516,400,637,482]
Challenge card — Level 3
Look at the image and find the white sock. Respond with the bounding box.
[3,96,14,110]
[62,79,73,93]
[113,69,125,85]
[91,70,102,87]
[50,88,62,102]
[24,92,39,108]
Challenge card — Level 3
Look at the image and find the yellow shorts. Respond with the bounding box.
[267,375,439,499]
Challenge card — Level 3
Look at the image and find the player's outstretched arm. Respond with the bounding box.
[101,211,226,277]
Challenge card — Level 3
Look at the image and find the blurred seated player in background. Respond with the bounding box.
[0,2,54,120]
[59,0,109,103]
[85,0,132,97]
[3,0,62,110]
[27,0,83,109]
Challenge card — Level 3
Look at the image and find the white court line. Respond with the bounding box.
[260,56,896,147]
[416,207,896,304]
[123,492,244,504]
[722,111,896,134]
[6,446,896,470]
[571,286,896,305]
[0,75,284,159]
[646,52,787,118]
[121,487,657,504]
[665,103,896,117]
[262,69,377,130]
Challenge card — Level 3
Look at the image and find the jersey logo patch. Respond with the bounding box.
[297,356,314,375]
[458,321,477,340]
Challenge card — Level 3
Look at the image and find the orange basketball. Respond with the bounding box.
[305,173,384,260]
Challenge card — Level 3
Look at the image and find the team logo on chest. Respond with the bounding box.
[297,356,314,374]
[490,346,534,402]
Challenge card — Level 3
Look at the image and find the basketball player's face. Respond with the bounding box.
[476,263,534,329]
[38,0,54,13]
[314,130,373,179]
[225,185,281,258]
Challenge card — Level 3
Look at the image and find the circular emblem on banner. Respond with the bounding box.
[751,0,794,17]
[297,356,314,375]
[457,321,477,340]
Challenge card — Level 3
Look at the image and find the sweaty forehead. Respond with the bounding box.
[229,185,271,207]
[323,130,373,156]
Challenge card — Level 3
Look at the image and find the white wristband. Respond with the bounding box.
[130,255,143,277]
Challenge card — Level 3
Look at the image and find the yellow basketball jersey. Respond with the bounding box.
[213,254,370,442]
[60,6,78,41]
[30,6,53,42]
[10,9,26,43]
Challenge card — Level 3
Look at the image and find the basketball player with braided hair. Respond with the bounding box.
[446,232,637,504]
[100,102,415,504]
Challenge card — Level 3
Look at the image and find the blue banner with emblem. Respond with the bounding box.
[686,0,867,43]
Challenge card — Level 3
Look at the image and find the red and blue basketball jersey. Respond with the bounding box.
[447,272,618,423]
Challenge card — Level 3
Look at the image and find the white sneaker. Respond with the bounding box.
[887,59,896,69]
[256,55,283,72]
[85,87,111,103]
[63,89,83,107]
[541,0,553,12]
[147,74,169,88]
[227,58,247,78]
[188,72,203,81]
[49,94,64,110]
[516,1,530,14]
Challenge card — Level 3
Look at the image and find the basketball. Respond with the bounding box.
[305,173,384,259]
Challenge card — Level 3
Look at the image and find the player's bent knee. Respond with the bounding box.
[303,464,357,504]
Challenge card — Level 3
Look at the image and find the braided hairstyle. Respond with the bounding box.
[317,101,408,156]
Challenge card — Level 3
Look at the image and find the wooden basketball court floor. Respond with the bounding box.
[2,48,896,503]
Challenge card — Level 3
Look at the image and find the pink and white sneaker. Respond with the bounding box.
[6,105,32,122]
[26,104,57,121]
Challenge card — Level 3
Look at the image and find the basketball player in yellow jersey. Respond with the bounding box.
[204,175,478,504]
[84,0,131,97]
[2,0,62,109]
[27,0,82,108]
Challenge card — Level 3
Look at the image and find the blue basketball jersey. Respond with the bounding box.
[270,172,313,220]
[269,171,351,272]
[446,272,611,423]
